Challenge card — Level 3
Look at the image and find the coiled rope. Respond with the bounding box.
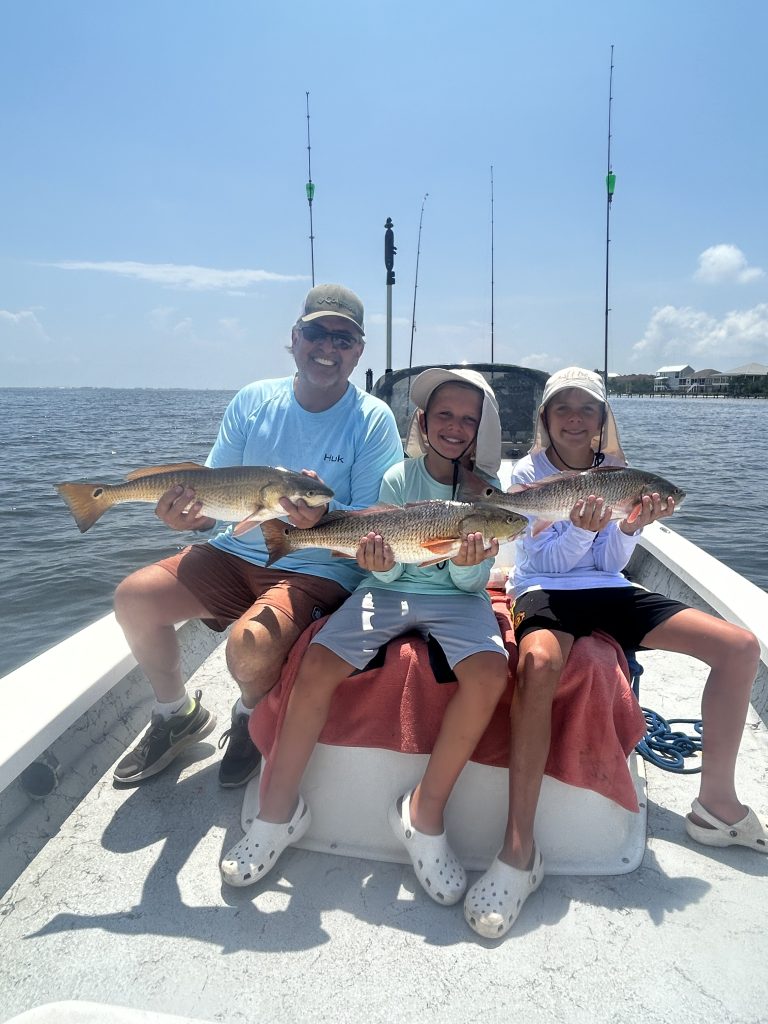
[627,653,703,775]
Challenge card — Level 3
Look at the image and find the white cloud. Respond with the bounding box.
[0,309,51,362]
[0,308,49,337]
[517,351,561,372]
[0,308,81,374]
[694,245,764,284]
[632,303,768,367]
[44,260,308,291]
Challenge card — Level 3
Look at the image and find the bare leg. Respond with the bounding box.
[410,652,508,835]
[225,605,311,709]
[641,609,760,825]
[114,565,214,702]
[258,644,354,823]
[500,629,573,869]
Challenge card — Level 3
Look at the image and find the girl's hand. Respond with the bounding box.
[356,531,396,572]
[570,495,613,533]
[620,493,676,534]
[451,532,499,566]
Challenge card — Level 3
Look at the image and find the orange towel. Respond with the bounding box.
[251,591,646,812]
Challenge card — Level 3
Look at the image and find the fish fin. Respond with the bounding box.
[505,470,583,495]
[625,504,643,524]
[317,503,399,525]
[232,512,269,537]
[260,518,294,565]
[54,481,111,533]
[421,539,460,555]
[530,518,556,537]
[417,556,452,567]
[125,461,206,481]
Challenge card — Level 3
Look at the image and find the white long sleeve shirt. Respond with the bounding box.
[508,449,642,600]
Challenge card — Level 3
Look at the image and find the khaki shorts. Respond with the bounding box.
[157,543,349,633]
[312,585,508,671]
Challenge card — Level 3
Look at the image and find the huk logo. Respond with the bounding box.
[319,294,354,315]
[323,453,344,463]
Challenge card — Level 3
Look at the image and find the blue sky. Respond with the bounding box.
[2,0,767,389]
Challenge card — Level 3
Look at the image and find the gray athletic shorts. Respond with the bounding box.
[310,586,508,671]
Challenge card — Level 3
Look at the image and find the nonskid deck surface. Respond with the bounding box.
[1,644,767,1024]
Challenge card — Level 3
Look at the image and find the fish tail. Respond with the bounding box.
[455,467,494,503]
[260,518,294,566]
[54,481,114,533]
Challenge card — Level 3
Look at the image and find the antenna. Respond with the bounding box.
[408,193,428,370]
[490,165,495,362]
[603,47,616,388]
[305,91,316,286]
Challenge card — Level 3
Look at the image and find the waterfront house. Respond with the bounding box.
[711,362,768,395]
[653,364,693,392]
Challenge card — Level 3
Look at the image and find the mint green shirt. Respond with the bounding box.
[359,456,499,599]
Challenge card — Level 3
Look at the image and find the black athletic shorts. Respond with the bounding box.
[512,586,688,651]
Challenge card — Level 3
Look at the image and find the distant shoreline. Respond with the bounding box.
[610,392,768,399]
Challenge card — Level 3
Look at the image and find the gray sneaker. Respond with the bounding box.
[113,690,217,783]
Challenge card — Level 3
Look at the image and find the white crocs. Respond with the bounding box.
[464,845,544,939]
[685,798,768,853]
[388,790,467,905]
[220,795,311,887]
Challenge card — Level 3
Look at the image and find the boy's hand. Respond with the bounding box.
[451,532,499,566]
[357,531,396,572]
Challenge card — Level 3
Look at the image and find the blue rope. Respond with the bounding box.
[635,709,703,774]
[626,651,703,775]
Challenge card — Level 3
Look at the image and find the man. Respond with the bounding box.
[113,284,403,788]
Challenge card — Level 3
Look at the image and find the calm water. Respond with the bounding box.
[1,388,766,679]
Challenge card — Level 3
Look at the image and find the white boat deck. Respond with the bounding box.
[2,637,767,1024]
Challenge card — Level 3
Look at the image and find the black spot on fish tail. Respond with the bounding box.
[260,518,294,566]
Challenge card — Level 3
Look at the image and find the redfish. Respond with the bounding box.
[261,500,527,566]
[55,462,334,534]
[457,466,685,535]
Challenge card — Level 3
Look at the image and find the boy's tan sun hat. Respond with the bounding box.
[405,367,502,476]
[532,366,626,464]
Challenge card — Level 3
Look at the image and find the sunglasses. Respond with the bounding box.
[300,323,362,351]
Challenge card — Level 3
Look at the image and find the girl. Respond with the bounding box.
[464,366,765,940]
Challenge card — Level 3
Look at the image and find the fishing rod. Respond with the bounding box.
[490,165,495,362]
[305,91,316,286]
[384,217,396,374]
[603,47,616,389]
[408,193,428,370]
